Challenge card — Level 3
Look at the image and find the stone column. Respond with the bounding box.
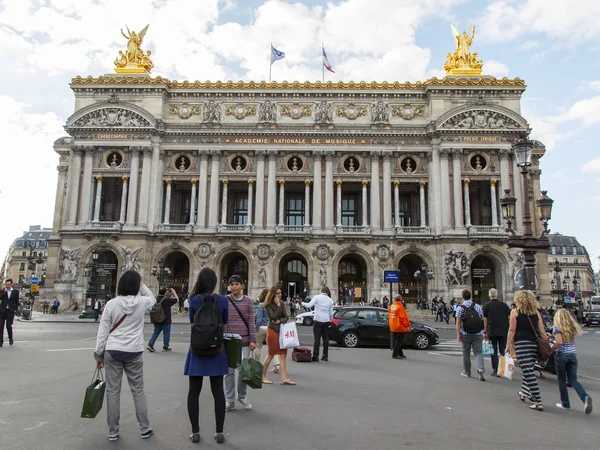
[419,181,427,227]
[254,151,266,230]
[137,147,152,227]
[54,166,68,230]
[512,155,524,232]
[163,180,172,224]
[93,176,103,222]
[221,180,228,225]
[208,151,220,230]
[304,180,311,227]
[312,152,323,230]
[119,176,129,223]
[147,142,162,232]
[451,149,464,230]
[362,180,369,227]
[393,181,400,228]
[65,147,83,227]
[189,180,197,226]
[431,145,442,234]
[463,179,472,227]
[336,180,343,227]
[126,148,140,226]
[382,153,392,231]
[439,149,452,231]
[490,180,499,227]
[370,152,381,231]
[196,150,210,229]
[78,148,94,224]
[266,151,278,230]
[499,149,511,196]
[324,151,334,230]
[278,180,285,226]
[247,180,254,226]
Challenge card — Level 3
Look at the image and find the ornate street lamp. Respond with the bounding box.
[151,259,172,290]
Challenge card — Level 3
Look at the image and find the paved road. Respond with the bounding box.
[1,321,599,449]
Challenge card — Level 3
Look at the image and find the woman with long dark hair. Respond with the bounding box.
[261,285,295,385]
[184,267,228,444]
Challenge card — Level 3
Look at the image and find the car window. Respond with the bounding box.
[337,309,357,319]
[357,310,378,321]
[378,311,388,322]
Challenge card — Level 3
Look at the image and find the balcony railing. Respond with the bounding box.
[85,221,123,231]
[336,225,371,234]
[469,225,502,235]
[157,223,193,233]
[217,224,253,233]
[396,226,431,235]
[276,225,311,234]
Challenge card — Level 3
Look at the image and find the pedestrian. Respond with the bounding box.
[505,290,548,411]
[0,279,19,347]
[550,308,593,414]
[262,285,295,385]
[301,286,334,362]
[482,288,511,377]
[43,300,49,314]
[93,270,156,442]
[93,298,102,322]
[184,267,228,444]
[382,296,389,309]
[225,275,256,411]
[147,288,179,353]
[388,295,411,359]
[184,297,189,313]
[456,289,486,381]
[255,289,279,373]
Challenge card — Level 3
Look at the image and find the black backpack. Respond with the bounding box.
[460,304,484,334]
[149,297,166,324]
[190,294,224,355]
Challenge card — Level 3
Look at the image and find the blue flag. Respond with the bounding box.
[271,45,285,64]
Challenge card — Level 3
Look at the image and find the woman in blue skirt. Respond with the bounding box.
[184,267,229,444]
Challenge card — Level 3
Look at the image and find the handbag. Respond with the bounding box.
[223,332,243,369]
[279,322,300,349]
[482,340,494,356]
[241,357,263,389]
[502,354,515,380]
[526,315,553,359]
[81,368,106,419]
[497,355,506,378]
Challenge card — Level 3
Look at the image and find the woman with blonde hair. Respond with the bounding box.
[550,308,592,414]
[505,290,548,411]
[261,285,295,385]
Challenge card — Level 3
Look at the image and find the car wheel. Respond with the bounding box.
[303,317,314,326]
[413,332,430,350]
[342,331,359,348]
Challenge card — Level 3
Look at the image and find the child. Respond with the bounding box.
[550,308,593,414]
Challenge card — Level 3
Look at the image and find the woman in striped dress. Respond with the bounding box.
[505,290,548,411]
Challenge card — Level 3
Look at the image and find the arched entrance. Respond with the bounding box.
[164,251,190,298]
[471,255,498,303]
[220,252,249,295]
[338,255,367,304]
[398,254,426,303]
[279,254,308,300]
[96,250,118,300]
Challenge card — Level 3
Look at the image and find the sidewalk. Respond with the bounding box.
[18,309,192,324]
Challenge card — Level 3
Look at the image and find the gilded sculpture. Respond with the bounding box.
[443,25,483,76]
[114,25,154,74]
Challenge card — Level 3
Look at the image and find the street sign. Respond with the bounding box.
[568,291,576,298]
[30,276,40,285]
[30,285,39,294]
[384,271,400,283]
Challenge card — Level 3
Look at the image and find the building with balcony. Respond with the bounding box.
[45,73,553,306]
[547,233,595,301]
[2,226,51,288]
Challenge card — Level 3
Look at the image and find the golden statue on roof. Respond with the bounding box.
[114,24,153,74]
[443,25,483,76]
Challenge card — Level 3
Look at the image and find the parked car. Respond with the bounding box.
[329,306,439,350]
[584,312,600,327]
[296,306,341,326]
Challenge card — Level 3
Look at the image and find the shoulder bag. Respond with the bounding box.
[526,314,552,359]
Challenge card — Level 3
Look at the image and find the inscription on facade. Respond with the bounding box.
[220,137,371,145]
[460,136,501,142]
[96,134,133,139]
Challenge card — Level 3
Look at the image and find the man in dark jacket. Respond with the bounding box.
[146,288,179,352]
[482,288,511,377]
[0,279,19,346]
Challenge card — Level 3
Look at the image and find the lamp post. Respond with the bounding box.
[550,260,567,307]
[151,259,172,291]
[413,269,422,300]
[500,136,554,293]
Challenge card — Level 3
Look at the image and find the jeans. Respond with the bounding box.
[489,335,507,373]
[225,346,250,402]
[556,353,588,408]
[104,352,150,437]
[461,334,484,375]
[148,323,171,350]
[392,332,405,358]
[313,321,330,358]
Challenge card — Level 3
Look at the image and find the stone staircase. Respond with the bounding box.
[405,304,441,321]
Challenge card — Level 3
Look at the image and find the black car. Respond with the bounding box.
[584,312,600,327]
[329,306,439,349]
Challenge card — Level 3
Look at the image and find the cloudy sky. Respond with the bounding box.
[1,0,599,270]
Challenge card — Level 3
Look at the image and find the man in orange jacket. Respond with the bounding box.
[388,294,412,359]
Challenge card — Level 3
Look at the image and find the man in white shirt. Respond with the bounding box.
[301,286,334,362]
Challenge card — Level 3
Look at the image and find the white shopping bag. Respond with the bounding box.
[279,322,300,349]
[503,354,515,380]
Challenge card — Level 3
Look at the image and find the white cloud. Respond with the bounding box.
[552,96,600,126]
[580,80,600,91]
[484,60,509,78]
[581,158,600,173]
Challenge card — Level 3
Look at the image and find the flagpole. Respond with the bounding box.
[269,42,272,82]
[322,43,324,83]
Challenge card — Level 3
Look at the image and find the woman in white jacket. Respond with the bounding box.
[94,270,156,442]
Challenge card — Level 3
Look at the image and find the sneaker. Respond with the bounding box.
[321,356,328,362]
[460,372,471,378]
[108,430,120,442]
[556,403,570,410]
[491,371,497,377]
[237,397,252,410]
[140,429,154,439]
[478,370,486,382]
[270,365,280,374]
[311,356,319,362]
[585,396,593,414]
[162,347,172,352]
[225,402,235,412]
[146,345,155,353]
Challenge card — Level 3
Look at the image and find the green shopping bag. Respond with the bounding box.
[224,333,242,369]
[241,357,263,390]
[81,368,106,419]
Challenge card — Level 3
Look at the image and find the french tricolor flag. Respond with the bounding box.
[322,47,335,73]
